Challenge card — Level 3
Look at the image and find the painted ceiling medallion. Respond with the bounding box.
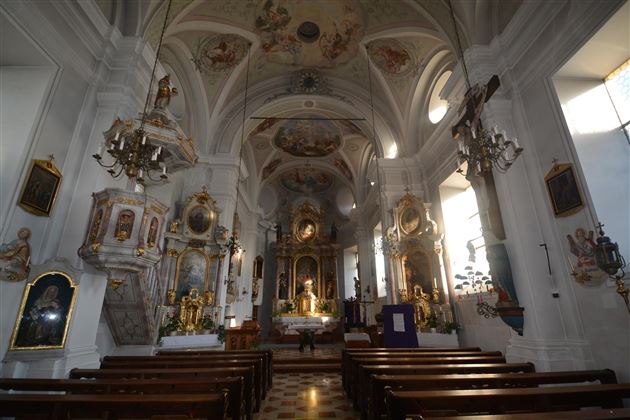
[280,167,333,194]
[273,117,342,157]
[367,38,414,76]
[255,0,364,68]
[192,34,249,74]
[292,70,323,94]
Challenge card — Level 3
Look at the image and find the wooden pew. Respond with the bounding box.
[384,383,630,419]
[0,392,229,419]
[368,369,618,420]
[104,353,270,394]
[354,362,535,413]
[102,355,267,401]
[157,349,274,388]
[0,376,244,420]
[341,347,482,393]
[343,351,500,395]
[350,355,506,406]
[70,366,254,419]
[432,408,630,419]
[100,358,264,411]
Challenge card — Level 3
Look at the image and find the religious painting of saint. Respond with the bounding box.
[403,250,433,296]
[297,219,317,242]
[545,163,584,217]
[147,217,159,248]
[566,227,605,286]
[294,256,318,297]
[175,250,209,301]
[18,159,62,217]
[114,210,135,241]
[400,207,421,235]
[187,205,212,235]
[273,119,342,157]
[10,271,77,350]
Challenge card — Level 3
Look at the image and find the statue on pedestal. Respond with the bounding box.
[0,228,31,281]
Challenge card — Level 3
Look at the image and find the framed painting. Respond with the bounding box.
[174,249,210,300]
[187,204,213,235]
[18,158,62,217]
[293,255,319,298]
[400,207,421,235]
[9,271,77,350]
[544,163,584,217]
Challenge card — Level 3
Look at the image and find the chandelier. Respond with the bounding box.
[92,0,173,185]
[447,0,523,178]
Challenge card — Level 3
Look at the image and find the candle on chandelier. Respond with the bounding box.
[118,138,125,150]
[113,132,120,141]
[162,165,167,175]
[138,169,143,179]
[142,135,147,145]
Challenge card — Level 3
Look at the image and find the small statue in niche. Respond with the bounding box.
[169,220,179,233]
[88,209,103,243]
[0,228,31,281]
[167,288,176,305]
[147,217,159,248]
[326,271,336,299]
[115,210,135,241]
[275,223,282,242]
[278,272,288,299]
[330,222,337,242]
[154,74,178,110]
[251,278,259,302]
[204,289,214,305]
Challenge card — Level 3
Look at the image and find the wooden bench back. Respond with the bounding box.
[385,383,630,419]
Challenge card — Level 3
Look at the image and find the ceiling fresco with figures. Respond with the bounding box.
[140,0,522,219]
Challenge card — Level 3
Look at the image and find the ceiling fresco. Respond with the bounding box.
[262,158,282,180]
[367,39,414,76]
[255,0,364,68]
[334,158,353,181]
[273,118,343,157]
[192,34,249,74]
[280,167,334,194]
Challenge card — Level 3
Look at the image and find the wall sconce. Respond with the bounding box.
[594,222,629,313]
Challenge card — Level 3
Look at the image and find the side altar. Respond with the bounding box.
[271,202,340,340]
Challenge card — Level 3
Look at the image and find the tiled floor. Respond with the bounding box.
[256,372,359,420]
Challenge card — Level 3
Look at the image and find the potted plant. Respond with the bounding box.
[444,321,460,335]
[199,314,215,334]
[427,315,438,333]
[317,300,330,313]
[158,312,182,342]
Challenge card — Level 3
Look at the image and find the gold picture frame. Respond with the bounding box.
[18,158,62,217]
[186,204,214,235]
[544,163,584,217]
[9,271,77,351]
[174,249,210,301]
[399,207,421,235]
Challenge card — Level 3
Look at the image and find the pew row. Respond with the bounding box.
[0,392,229,420]
[0,377,244,420]
[70,366,254,419]
[431,408,630,419]
[384,383,630,419]
[368,369,618,420]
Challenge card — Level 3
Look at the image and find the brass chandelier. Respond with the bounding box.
[93,0,173,185]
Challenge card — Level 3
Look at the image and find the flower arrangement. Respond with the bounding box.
[158,312,182,339]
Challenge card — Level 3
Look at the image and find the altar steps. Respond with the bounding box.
[273,357,342,373]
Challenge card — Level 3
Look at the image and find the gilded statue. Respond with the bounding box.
[0,228,31,281]
[167,288,176,305]
[154,74,178,110]
[204,289,214,305]
[179,288,205,331]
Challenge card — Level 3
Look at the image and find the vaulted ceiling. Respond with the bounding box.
[96,0,523,220]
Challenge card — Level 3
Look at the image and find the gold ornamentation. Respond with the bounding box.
[136,247,145,256]
[17,157,62,217]
[169,220,179,233]
[110,278,125,290]
[167,288,176,305]
[179,288,205,332]
[149,205,165,215]
[166,248,179,257]
[91,243,101,253]
[204,289,214,305]
[116,197,144,206]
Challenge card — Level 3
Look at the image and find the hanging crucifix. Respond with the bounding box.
[452,74,506,240]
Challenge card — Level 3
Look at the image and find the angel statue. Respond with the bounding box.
[0,228,31,281]
[154,74,178,110]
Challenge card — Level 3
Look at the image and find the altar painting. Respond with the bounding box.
[403,249,433,295]
[294,255,319,298]
[273,119,341,157]
[175,249,209,300]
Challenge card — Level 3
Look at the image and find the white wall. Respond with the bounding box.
[554,78,630,260]
[343,246,358,299]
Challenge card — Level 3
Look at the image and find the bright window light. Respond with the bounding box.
[561,84,620,135]
[387,144,398,158]
[428,71,452,124]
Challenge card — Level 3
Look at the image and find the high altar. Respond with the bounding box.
[272,202,340,337]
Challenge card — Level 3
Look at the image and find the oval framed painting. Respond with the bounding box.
[297,219,317,243]
[400,207,421,235]
[187,205,213,235]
